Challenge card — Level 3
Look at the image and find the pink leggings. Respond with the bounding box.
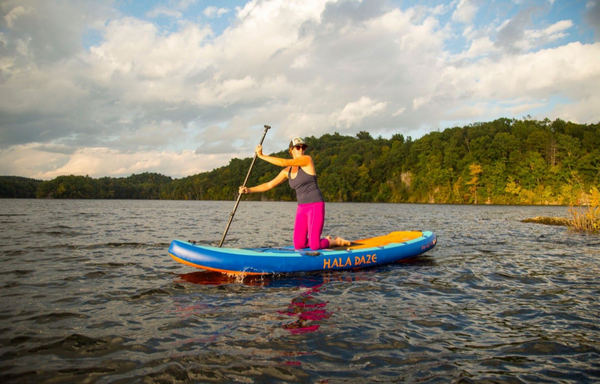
[294,202,330,250]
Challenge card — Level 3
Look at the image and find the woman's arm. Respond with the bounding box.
[240,168,289,194]
[255,145,311,167]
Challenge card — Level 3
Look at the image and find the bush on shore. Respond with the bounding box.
[568,187,600,233]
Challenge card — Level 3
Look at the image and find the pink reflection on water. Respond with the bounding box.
[280,284,332,334]
[176,269,382,335]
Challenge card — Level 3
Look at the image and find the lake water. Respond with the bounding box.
[1,200,599,383]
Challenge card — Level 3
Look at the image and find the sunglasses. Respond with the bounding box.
[294,145,307,150]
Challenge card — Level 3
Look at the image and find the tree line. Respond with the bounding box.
[0,173,173,200]
[1,118,598,205]
[0,176,42,198]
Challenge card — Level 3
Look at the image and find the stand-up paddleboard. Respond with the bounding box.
[169,231,437,275]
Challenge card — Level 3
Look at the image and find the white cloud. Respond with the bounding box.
[416,42,600,120]
[494,10,574,53]
[0,144,72,178]
[203,6,230,18]
[0,0,599,180]
[393,107,406,116]
[177,0,199,10]
[4,5,34,28]
[331,97,389,128]
[90,18,214,79]
[148,0,199,18]
[147,6,183,19]
[544,20,573,36]
[290,54,309,68]
[520,19,573,50]
[473,42,600,98]
[550,95,600,123]
[452,0,478,24]
[462,36,496,59]
[0,145,229,179]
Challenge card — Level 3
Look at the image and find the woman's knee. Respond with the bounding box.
[308,238,322,250]
[294,234,308,249]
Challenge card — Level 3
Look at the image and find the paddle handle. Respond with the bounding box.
[218,125,271,247]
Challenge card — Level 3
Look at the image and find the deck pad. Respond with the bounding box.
[348,231,423,250]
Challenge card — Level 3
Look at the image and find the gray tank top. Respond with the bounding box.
[288,167,324,204]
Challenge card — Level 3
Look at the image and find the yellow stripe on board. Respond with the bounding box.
[348,231,423,250]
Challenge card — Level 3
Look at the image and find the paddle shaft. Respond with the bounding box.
[218,125,271,247]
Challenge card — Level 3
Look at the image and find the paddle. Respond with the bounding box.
[218,124,271,247]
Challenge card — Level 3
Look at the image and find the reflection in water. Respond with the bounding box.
[177,270,270,286]
[176,258,432,287]
[176,269,388,336]
[176,267,398,290]
[279,285,330,334]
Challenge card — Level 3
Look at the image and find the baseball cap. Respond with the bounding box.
[289,137,307,149]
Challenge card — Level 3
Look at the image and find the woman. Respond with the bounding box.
[239,137,350,250]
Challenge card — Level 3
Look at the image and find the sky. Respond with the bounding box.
[0,0,599,180]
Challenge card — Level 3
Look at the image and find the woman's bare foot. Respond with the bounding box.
[337,237,351,247]
[326,235,351,247]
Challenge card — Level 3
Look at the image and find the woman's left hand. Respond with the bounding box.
[255,144,263,156]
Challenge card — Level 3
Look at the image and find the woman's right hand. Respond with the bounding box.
[239,186,249,194]
[255,144,263,156]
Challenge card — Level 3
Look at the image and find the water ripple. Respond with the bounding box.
[1,200,599,383]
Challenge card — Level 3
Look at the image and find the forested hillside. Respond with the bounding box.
[0,176,42,198]
[163,118,599,205]
[35,173,174,199]
[2,118,598,204]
